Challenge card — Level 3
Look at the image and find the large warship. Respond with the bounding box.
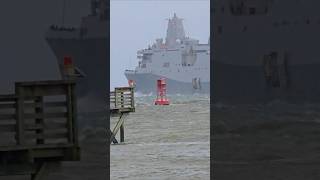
[125,13,210,94]
[45,0,108,104]
[213,0,320,103]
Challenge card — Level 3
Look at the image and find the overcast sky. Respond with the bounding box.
[110,0,210,89]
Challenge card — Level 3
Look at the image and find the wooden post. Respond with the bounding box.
[66,83,75,144]
[120,122,124,143]
[16,96,25,146]
[71,83,78,145]
[35,97,44,145]
[120,91,124,108]
[131,87,134,111]
[114,88,118,108]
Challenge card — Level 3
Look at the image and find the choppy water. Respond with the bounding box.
[111,95,210,180]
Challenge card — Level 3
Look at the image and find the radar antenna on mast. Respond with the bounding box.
[62,0,67,25]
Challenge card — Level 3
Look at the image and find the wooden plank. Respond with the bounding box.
[0,114,15,120]
[120,123,124,142]
[24,112,67,119]
[31,149,65,158]
[35,97,44,145]
[115,87,133,91]
[0,124,16,132]
[23,101,66,108]
[0,103,15,109]
[0,162,36,176]
[16,98,25,145]
[110,113,127,143]
[31,162,50,180]
[71,84,78,145]
[24,102,40,108]
[17,86,67,97]
[15,80,75,86]
[0,143,74,151]
[66,85,74,144]
[131,87,135,108]
[25,132,68,139]
[45,101,67,108]
[0,95,17,102]
[24,123,67,131]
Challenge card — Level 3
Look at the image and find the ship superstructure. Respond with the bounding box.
[125,13,210,94]
[45,0,108,105]
[213,0,320,103]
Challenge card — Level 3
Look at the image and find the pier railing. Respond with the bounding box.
[109,87,135,144]
[110,87,135,114]
[0,81,78,149]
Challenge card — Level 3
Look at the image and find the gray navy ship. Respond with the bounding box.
[45,0,107,105]
[213,0,320,103]
[125,13,210,94]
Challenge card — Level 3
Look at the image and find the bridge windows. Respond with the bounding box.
[163,62,170,68]
[249,7,256,15]
[218,26,223,34]
[229,0,271,16]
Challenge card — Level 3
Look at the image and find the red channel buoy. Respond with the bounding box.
[154,78,170,105]
[63,55,75,77]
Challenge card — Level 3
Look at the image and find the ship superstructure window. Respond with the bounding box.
[306,19,310,24]
[263,52,280,88]
[242,26,247,32]
[229,0,271,16]
[163,62,170,68]
[218,26,223,34]
[249,7,255,15]
[142,54,152,62]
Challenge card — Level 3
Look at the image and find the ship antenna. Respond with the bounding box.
[62,0,67,25]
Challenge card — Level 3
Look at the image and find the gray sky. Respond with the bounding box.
[0,0,90,93]
[110,0,210,90]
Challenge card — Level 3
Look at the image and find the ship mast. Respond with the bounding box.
[62,0,67,25]
[91,0,107,20]
[165,13,186,47]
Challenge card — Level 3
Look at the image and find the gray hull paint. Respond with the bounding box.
[125,73,210,94]
[213,61,320,103]
[46,38,108,101]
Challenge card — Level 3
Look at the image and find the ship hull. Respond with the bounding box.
[213,60,320,103]
[125,72,210,94]
[46,38,108,109]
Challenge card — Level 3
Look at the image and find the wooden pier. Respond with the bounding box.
[0,80,80,180]
[110,87,135,144]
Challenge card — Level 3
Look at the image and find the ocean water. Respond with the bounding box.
[110,94,210,180]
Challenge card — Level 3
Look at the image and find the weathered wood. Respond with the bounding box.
[25,132,68,140]
[71,84,78,145]
[110,113,127,144]
[120,123,124,143]
[16,97,25,145]
[0,103,15,109]
[0,95,17,102]
[24,123,67,131]
[45,101,67,108]
[66,84,74,144]
[23,101,66,109]
[0,80,80,179]
[0,124,16,132]
[0,114,15,120]
[23,112,67,119]
[0,143,74,151]
[35,97,44,145]
[31,162,60,180]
